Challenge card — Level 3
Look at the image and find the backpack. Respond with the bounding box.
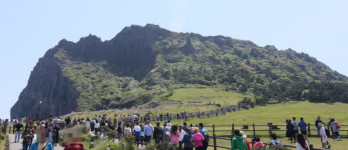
[189,137,195,148]
[336,122,340,129]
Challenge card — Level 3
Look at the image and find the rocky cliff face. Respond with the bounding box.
[11,24,348,119]
[11,48,78,119]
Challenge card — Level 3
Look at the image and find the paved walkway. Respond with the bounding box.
[8,134,64,150]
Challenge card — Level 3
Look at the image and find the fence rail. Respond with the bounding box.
[207,124,330,150]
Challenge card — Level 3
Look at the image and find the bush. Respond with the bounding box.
[107,130,117,140]
[154,143,176,150]
[81,125,89,134]
[80,134,91,142]
[0,133,5,141]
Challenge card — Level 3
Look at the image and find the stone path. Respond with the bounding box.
[8,134,64,150]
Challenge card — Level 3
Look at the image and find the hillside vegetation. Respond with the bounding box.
[11,24,348,118]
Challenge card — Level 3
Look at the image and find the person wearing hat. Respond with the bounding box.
[231,130,247,150]
[240,131,250,150]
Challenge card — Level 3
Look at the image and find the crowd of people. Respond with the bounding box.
[0,114,342,150]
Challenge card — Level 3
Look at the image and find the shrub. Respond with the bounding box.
[107,130,117,140]
[80,134,91,142]
[81,125,88,134]
[0,133,5,141]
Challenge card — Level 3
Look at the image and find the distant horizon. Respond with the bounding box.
[1,0,348,119]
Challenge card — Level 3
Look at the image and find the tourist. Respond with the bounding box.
[46,124,54,144]
[140,124,145,146]
[144,120,154,144]
[192,128,204,150]
[90,120,95,133]
[2,119,8,134]
[231,130,247,150]
[53,123,60,146]
[292,117,298,137]
[22,126,34,150]
[286,119,295,143]
[170,125,180,146]
[319,123,328,149]
[163,123,170,143]
[86,117,91,132]
[198,123,209,150]
[330,118,340,140]
[134,122,142,147]
[240,131,250,150]
[179,125,186,150]
[182,128,193,150]
[298,117,307,135]
[315,116,323,137]
[14,119,23,143]
[153,122,163,144]
[296,134,309,150]
[269,133,282,146]
[124,124,132,136]
[94,120,100,135]
[252,137,264,148]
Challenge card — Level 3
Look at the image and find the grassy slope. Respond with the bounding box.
[66,88,251,119]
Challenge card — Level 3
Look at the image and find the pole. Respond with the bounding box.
[39,101,42,121]
[213,124,217,150]
[253,123,256,138]
[308,123,311,137]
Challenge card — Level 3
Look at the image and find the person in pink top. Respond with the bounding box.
[193,127,205,150]
[252,137,265,148]
[170,125,180,146]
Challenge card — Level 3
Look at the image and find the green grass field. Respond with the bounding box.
[62,88,348,149]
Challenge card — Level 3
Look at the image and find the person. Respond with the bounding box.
[315,116,323,137]
[140,124,145,146]
[292,117,298,136]
[124,124,132,136]
[319,123,329,149]
[252,137,264,148]
[86,118,91,132]
[46,124,54,144]
[286,119,295,143]
[231,130,247,150]
[179,126,185,150]
[330,118,340,140]
[2,119,8,134]
[198,123,209,150]
[144,120,154,144]
[170,125,180,146]
[14,119,24,143]
[53,123,60,146]
[182,128,193,150]
[153,122,163,144]
[94,120,100,135]
[22,126,34,150]
[134,122,142,147]
[90,120,95,133]
[298,117,308,140]
[240,131,250,150]
[162,123,170,143]
[269,133,282,146]
[192,128,204,150]
[296,134,309,150]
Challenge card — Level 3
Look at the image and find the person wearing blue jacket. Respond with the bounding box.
[298,117,308,141]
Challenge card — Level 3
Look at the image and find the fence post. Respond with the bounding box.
[213,124,217,150]
[8,126,11,134]
[232,123,235,133]
[253,123,256,138]
[231,124,234,135]
[308,123,311,137]
[269,125,272,134]
[309,144,313,150]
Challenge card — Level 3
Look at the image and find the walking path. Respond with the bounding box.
[8,134,64,150]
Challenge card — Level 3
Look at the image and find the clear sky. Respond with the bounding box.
[1,0,347,119]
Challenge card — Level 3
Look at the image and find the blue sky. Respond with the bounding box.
[1,0,347,119]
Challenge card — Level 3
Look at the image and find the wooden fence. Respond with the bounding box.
[205,124,333,150]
